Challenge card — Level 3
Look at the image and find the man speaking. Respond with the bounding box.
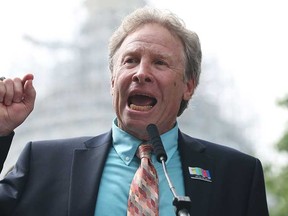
[0,7,269,216]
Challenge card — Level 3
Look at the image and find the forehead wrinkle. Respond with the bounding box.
[122,40,175,62]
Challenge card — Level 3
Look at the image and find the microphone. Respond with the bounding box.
[146,124,191,216]
[146,124,167,163]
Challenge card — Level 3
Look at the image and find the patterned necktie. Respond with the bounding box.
[127,144,159,216]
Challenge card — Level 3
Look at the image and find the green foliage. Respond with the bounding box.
[276,95,288,152]
[277,132,288,152]
[266,164,288,216]
[277,95,288,108]
[265,95,288,216]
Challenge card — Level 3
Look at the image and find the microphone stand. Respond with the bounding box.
[159,156,192,216]
[147,124,191,216]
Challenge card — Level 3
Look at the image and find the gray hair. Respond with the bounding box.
[108,7,202,116]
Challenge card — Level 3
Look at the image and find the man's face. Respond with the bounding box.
[111,23,194,140]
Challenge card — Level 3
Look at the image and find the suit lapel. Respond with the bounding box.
[68,131,112,216]
[67,129,215,216]
[179,131,215,216]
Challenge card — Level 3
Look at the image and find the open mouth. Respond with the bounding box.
[128,94,157,111]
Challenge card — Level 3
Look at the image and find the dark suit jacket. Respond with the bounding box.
[0,130,269,216]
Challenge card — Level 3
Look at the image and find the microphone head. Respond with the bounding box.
[146,124,168,162]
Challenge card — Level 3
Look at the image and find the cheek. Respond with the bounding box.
[112,76,128,104]
[172,80,184,91]
[169,81,186,100]
[114,71,129,87]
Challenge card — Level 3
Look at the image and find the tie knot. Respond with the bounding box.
[137,144,153,159]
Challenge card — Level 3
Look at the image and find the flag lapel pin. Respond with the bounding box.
[188,167,212,182]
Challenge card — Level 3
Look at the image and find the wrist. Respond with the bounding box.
[0,131,14,137]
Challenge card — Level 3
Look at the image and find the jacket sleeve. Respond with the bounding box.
[0,140,31,216]
[247,158,269,216]
[0,132,14,173]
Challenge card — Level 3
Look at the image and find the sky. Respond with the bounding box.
[0,0,287,166]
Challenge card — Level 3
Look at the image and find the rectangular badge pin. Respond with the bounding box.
[188,167,212,182]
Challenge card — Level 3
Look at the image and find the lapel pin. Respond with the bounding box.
[188,167,212,182]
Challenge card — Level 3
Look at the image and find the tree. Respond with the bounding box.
[265,95,288,216]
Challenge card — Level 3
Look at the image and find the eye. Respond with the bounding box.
[124,57,139,65]
[155,60,166,65]
[154,59,170,70]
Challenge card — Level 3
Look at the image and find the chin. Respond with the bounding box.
[128,119,149,129]
[122,119,151,138]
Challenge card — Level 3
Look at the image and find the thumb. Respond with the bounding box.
[23,78,36,109]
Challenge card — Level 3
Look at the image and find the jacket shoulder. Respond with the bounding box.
[179,131,257,163]
[30,130,112,149]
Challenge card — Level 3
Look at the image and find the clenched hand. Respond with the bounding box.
[0,74,36,136]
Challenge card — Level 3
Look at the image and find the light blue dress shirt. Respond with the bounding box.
[94,119,185,215]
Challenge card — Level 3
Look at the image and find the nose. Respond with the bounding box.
[132,62,153,83]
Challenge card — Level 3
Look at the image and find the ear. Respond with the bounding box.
[183,79,195,100]
[110,77,115,96]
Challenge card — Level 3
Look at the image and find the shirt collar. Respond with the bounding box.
[112,118,179,165]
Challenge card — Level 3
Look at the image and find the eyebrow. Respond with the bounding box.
[120,46,174,62]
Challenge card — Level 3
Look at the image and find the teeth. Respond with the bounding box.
[130,104,153,111]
